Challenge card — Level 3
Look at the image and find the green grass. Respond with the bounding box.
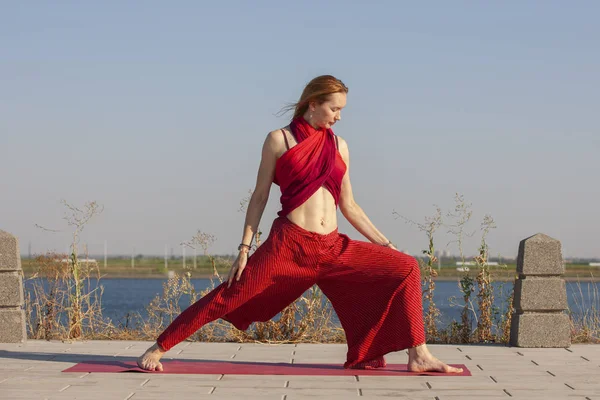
[20,257,599,280]
[21,256,233,278]
[432,263,598,281]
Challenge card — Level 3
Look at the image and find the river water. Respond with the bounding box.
[24,278,598,331]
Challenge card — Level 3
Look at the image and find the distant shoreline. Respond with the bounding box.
[21,272,599,282]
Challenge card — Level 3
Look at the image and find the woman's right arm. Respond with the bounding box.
[228,130,282,287]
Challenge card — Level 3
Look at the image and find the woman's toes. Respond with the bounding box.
[447,365,463,373]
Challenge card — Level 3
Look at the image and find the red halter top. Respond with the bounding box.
[273,117,347,217]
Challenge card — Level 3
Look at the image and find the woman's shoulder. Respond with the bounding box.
[335,135,348,150]
[265,126,289,145]
[266,125,289,139]
[264,126,290,156]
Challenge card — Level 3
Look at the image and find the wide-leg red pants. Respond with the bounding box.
[156,216,426,368]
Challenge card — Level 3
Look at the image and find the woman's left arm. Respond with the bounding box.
[337,137,397,250]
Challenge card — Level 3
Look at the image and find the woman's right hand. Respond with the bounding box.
[227,250,249,288]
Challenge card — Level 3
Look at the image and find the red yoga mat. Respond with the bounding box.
[62,360,471,376]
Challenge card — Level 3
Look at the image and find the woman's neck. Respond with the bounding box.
[301,113,320,130]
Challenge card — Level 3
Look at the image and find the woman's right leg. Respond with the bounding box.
[156,235,316,351]
[138,242,299,371]
[155,242,277,351]
[138,232,316,370]
[145,217,318,351]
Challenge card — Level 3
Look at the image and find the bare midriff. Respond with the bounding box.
[285,187,338,234]
[277,126,340,234]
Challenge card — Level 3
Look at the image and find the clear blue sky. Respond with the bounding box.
[2,1,599,259]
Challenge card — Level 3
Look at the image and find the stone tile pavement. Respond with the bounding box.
[0,341,598,399]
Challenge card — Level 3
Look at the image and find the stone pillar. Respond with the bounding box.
[510,233,570,347]
[0,230,26,343]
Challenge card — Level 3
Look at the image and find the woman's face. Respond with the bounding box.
[309,92,347,130]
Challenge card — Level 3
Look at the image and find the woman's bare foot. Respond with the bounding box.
[137,342,166,372]
[407,343,463,373]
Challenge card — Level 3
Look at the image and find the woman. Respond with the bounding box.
[138,75,462,374]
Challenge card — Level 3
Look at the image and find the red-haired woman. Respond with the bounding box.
[138,75,462,374]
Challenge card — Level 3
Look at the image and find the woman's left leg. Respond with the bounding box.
[316,233,426,369]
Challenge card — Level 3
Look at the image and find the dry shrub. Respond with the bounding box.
[25,251,108,340]
[569,275,600,344]
[393,206,443,341]
[230,286,345,344]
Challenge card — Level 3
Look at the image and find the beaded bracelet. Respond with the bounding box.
[238,243,251,252]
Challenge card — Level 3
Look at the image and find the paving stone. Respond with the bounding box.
[287,376,358,388]
[137,379,221,389]
[131,393,278,400]
[218,374,286,381]
[209,386,292,397]
[1,389,60,399]
[503,388,587,399]
[286,375,355,382]
[0,380,74,392]
[354,380,430,390]
[295,343,344,349]
[564,376,600,384]
[48,387,137,400]
[0,340,598,398]
[286,397,394,400]
[363,388,461,397]
[357,375,432,384]
[427,377,498,390]
[434,397,509,400]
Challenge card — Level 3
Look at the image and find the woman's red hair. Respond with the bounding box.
[280,75,348,120]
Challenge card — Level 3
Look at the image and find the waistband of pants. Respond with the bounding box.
[273,216,339,242]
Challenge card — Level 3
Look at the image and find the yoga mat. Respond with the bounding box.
[62,360,471,376]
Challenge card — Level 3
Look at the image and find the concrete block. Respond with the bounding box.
[0,230,21,271]
[0,272,24,306]
[0,309,27,343]
[513,277,567,312]
[517,233,564,275]
[510,313,570,347]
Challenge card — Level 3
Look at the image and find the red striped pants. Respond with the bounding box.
[157,216,426,368]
